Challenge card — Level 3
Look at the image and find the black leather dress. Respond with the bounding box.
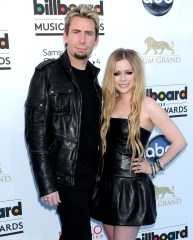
[91,118,157,226]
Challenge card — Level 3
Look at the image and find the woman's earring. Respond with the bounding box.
[115,89,119,97]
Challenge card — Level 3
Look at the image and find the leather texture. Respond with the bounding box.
[91,118,157,226]
[25,51,102,197]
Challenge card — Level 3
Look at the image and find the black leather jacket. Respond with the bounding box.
[25,51,102,197]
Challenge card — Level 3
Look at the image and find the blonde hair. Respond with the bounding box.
[65,4,100,38]
[101,48,146,162]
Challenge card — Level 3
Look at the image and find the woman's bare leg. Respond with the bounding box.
[103,224,114,240]
[113,226,140,240]
[103,224,140,240]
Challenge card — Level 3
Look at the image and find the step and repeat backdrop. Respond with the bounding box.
[0,0,192,239]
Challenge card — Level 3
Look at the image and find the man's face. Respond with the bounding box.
[64,16,99,61]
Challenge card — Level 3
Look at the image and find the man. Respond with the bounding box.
[25,4,102,240]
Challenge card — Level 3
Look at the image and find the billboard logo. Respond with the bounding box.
[0,32,11,70]
[34,0,72,15]
[136,225,188,240]
[146,87,187,101]
[33,0,105,36]
[142,0,174,16]
[0,33,9,49]
[0,202,22,219]
[146,85,188,118]
[33,0,104,16]
[0,200,24,237]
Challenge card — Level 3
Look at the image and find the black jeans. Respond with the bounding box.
[57,174,95,240]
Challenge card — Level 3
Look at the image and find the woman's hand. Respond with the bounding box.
[131,157,152,175]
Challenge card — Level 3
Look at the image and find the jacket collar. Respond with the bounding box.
[59,50,100,77]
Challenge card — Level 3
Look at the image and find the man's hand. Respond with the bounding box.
[41,191,61,206]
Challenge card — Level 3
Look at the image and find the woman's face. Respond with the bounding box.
[114,59,135,95]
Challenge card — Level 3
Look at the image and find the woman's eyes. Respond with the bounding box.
[114,71,133,76]
[126,71,133,75]
[114,72,120,76]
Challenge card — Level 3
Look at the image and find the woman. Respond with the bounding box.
[91,48,187,240]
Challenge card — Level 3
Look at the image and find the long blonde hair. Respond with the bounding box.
[101,48,146,162]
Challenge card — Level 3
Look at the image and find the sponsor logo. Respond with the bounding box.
[142,36,181,64]
[0,200,24,237]
[144,37,174,55]
[154,184,182,207]
[42,48,63,61]
[146,135,171,163]
[91,224,104,239]
[155,185,175,199]
[0,32,11,70]
[89,53,101,68]
[146,135,182,207]
[142,0,174,17]
[41,49,101,67]
[33,0,105,36]
[136,225,188,240]
[146,85,188,118]
[0,165,11,183]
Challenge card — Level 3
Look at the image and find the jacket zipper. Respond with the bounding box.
[68,68,82,178]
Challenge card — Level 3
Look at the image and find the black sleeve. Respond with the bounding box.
[24,64,57,197]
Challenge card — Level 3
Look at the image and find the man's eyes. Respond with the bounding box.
[72,31,94,36]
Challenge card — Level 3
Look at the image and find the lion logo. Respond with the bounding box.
[144,37,174,55]
[154,185,175,199]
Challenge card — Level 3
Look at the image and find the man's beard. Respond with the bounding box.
[74,52,88,60]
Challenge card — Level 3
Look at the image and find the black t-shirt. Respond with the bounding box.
[72,66,100,176]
